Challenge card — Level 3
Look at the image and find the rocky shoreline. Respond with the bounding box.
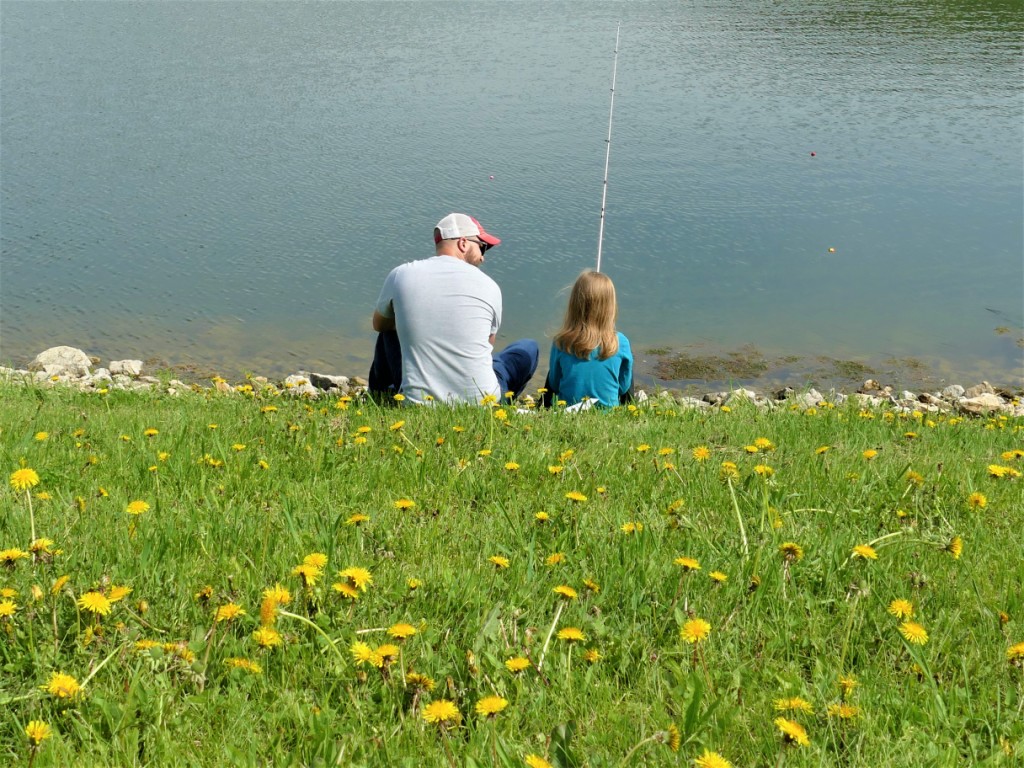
[4,345,1023,417]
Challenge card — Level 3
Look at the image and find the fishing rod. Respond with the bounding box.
[595,23,620,274]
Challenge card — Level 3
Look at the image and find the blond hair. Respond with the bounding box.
[553,271,619,360]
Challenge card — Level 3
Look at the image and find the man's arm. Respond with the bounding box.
[372,310,396,332]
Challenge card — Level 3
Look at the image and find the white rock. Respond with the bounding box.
[941,384,965,399]
[30,346,92,377]
[963,382,995,398]
[957,393,1005,415]
[110,359,144,377]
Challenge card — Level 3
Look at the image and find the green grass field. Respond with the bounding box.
[1,381,1022,767]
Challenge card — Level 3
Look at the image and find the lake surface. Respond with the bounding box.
[2,0,1022,388]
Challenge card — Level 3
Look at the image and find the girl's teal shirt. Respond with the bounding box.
[547,332,633,407]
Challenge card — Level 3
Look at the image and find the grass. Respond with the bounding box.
[1,380,1022,766]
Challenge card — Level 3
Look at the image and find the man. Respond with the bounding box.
[369,213,538,404]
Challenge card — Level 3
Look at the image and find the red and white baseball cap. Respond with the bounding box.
[433,213,501,247]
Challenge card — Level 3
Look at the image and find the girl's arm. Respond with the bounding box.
[543,344,561,408]
[618,335,634,405]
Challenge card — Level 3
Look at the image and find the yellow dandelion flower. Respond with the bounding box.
[43,672,80,700]
[49,575,69,596]
[862,449,878,460]
[422,699,461,725]
[1007,642,1024,662]
[303,553,328,569]
[621,521,643,534]
[535,511,550,523]
[10,467,40,492]
[333,581,359,599]
[394,498,416,510]
[557,627,586,642]
[475,695,509,717]
[525,755,553,768]
[744,444,759,454]
[774,697,814,714]
[888,599,914,619]
[680,618,711,644]
[505,461,520,471]
[852,544,878,560]
[754,464,774,477]
[505,656,531,673]
[709,571,728,583]
[25,719,52,745]
[292,563,321,586]
[754,437,775,450]
[388,622,417,640]
[215,603,245,622]
[389,420,405,431]
[774,717,810,746]
[224,657,262,674]
[583,648,602,663]
[125,500,150,516]
[0,599,16,618]
[827,703,861,719]
[78,591,112,616]
[583,578,600,593]
[545,552,565,566]
[488,555,510,569]
[946,536,963,559]
[693,749,733,768]
[376,643,401,664]
[350,641,379,667]
[346,513,370,526]
[692,446,711,462]
[675,556,701,571]
[337,566,372,591]
[967,492,987,509]
[107,585,132,602]
[635,444,651,453]
[553,585,578,600]
[988,464,1012,478]
[899,621,929,645]
[478,448,492,457]
[407,578,423,590]
[658,447,675,456]
[0,549,29,567]
[779,542,804,561]
[35,431,50,441]
[406,671,435,690]
[565,491,587,502]
[838,674,859,697]
[258,459,270,469]
[548,465,564,474]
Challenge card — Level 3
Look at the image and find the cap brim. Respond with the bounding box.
[478,231,501,246]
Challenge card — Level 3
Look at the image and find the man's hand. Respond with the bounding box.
[373,311,396,332]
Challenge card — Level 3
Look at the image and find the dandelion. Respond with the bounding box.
[967,492,987,509]
[477,449,492,457]
[565,491,587,502]
[719,461,739,479]
[351,641,381,667]
[658,447,675,456]
[388,622,417,640]
[946,536,963,560]
[583,578,600,593]
[224,657,262,674]
[905,470,924,486]
[557,627,586,642]
[215,603,245,623]
[663,723,681,752]
[406,671,435,691]
[545,552,565,566]
[346,513,370,526]
[899,621,929,645]
[126,500,150,515]
[774,697,814,714]
[583,648,602,663]
[394,498,416,510]
[35,431,49,441]
[422,699,461,726]
[302,552,327,569]
[888,599,914,619]
[774,717,810,747]
[0,599,16,618]
[376,644,401,665]
[258,460,270,470]
[779,542,804,562]
[1007,642,1024,663]
[78,591,112,617]
[475,696,509,717]
[675,556,701,571]
[10,467,40,492]
[504,461,520,471]
[692,446,711,461]
[407,578,423,590]
[744,444,759,454]
[43,672,81,700]
[553,585,578,600]
[709,571,728,583]
[534,511,550,523]
[0,549,29,567]
[337,566,372,591]
[827,703,861,719]
[488,555,510,569]
[505,656,531,673]
[852,544,878,560]
[25,719,52,745]
[107,585,132,602]
[293,564,321,587]
[636,444,651,453]
[389,420,405,431]
[621,521,643,534]
[548,465,564,474]
[680,618,711,644]
[816,445,830,454]
[693,750,733,768]
[248,626,280,647]
[838,674,859,698]
[525,755,553,768]
[754,464,774,477]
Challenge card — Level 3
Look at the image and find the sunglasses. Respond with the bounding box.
[468,238,491,255]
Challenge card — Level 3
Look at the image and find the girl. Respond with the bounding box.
[545,271,633,407]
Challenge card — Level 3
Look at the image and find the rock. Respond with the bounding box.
[957,392,1005,415]
[308,372,350,393]
[919,393,952,411]
[30,346,92,378]
[110,359,144,377]
[703,391,728,405]
[676,396,710,410]
[860,379,882,393]
[850,393,884,407]
[350,376,368,388]
[963,382,995,398]
[283,375,318,397]
[790,389,824,409]
[941,384,965,400]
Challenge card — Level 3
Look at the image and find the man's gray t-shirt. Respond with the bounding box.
[374,256,502,404]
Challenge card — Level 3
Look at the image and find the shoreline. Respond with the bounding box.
[4,344,1022,418]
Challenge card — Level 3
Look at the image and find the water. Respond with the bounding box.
[2,0,1022,387]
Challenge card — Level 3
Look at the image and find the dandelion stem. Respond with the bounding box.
[537,602,564,672]
[80,644,123,690]
[726,479,749,559]
[278,609,347,669]
[25,490,36,543]
[618,733,661,767]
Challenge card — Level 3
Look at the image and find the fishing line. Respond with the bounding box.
[595,23,620,274]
